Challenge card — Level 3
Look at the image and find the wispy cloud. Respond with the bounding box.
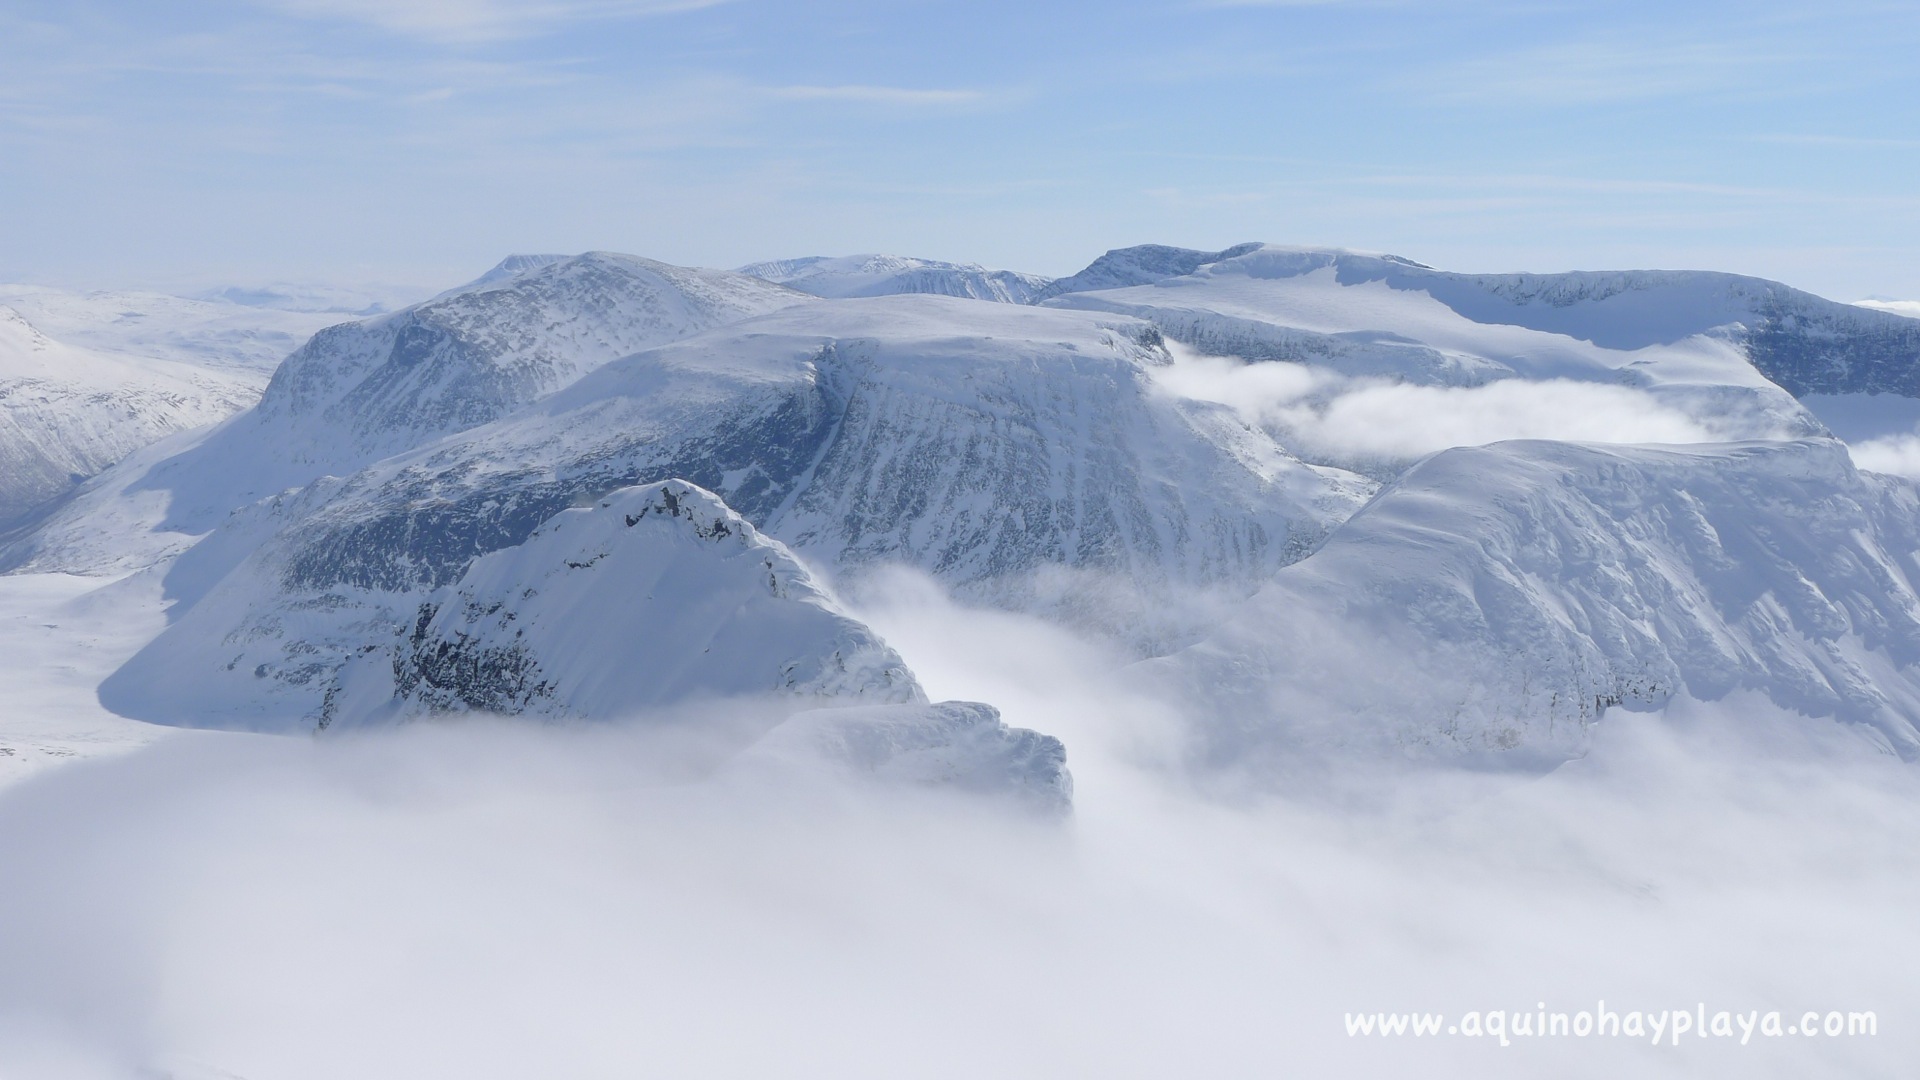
[254,0,733,43]
[768,85,989,107]
[1427,37,1786,105]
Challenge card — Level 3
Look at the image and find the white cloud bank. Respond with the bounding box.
[1153,350,1727,463]
[1847,433,1920,478]
[258,0,731,42]
[1855,299,1920,319]
[2,576,1918,1078]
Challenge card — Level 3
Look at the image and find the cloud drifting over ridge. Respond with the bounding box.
[1151,350,1729,463]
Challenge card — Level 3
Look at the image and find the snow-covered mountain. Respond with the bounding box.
[384,481,925,721]
[452,253,572,292]
[738,254,1053,303]
[14,240,1920,779]
[1043,245,1913,369]
[4,253,813,574]
[251,251,811,468]
[102,477,1071,807]
[106,479,925,728]
[1042,243,1918,404]
[0,307,258,530]
[95,295,1369,732]
[1154,437,1920,768]
[1032,242,1268,300]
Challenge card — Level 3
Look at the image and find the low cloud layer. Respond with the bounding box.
[2,577,1917,1078]
[1847,433,1920,478]
[1150,350,1734,464]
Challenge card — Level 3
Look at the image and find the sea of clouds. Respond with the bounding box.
[1,571,1917,1079]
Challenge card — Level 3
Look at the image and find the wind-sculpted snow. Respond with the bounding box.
[0,307,256,530]
[739,254,1053,303]
[1155,437,1920,769]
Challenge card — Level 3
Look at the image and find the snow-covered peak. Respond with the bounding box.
[1034,242,1268,298]
[737,253,1053,303]
[257,251,812,445]
[456,253,573,291]
[371,479,926,723]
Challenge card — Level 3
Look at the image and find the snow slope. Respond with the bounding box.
[738,254,1053,303]
[4,253,813,574]
[1154,437,1920,769]
[381,480,925,720]
[105,480,924,729]
[0,308,258,530]
[248,250,812,469]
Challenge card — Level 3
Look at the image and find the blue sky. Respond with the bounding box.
[3,0,1917,299]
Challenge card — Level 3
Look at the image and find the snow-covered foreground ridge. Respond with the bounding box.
[6,242,1920,784]
[1156,437,1920,768]
[104,478,1071,808]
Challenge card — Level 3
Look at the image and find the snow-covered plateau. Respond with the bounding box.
[6,240,1920,1077]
